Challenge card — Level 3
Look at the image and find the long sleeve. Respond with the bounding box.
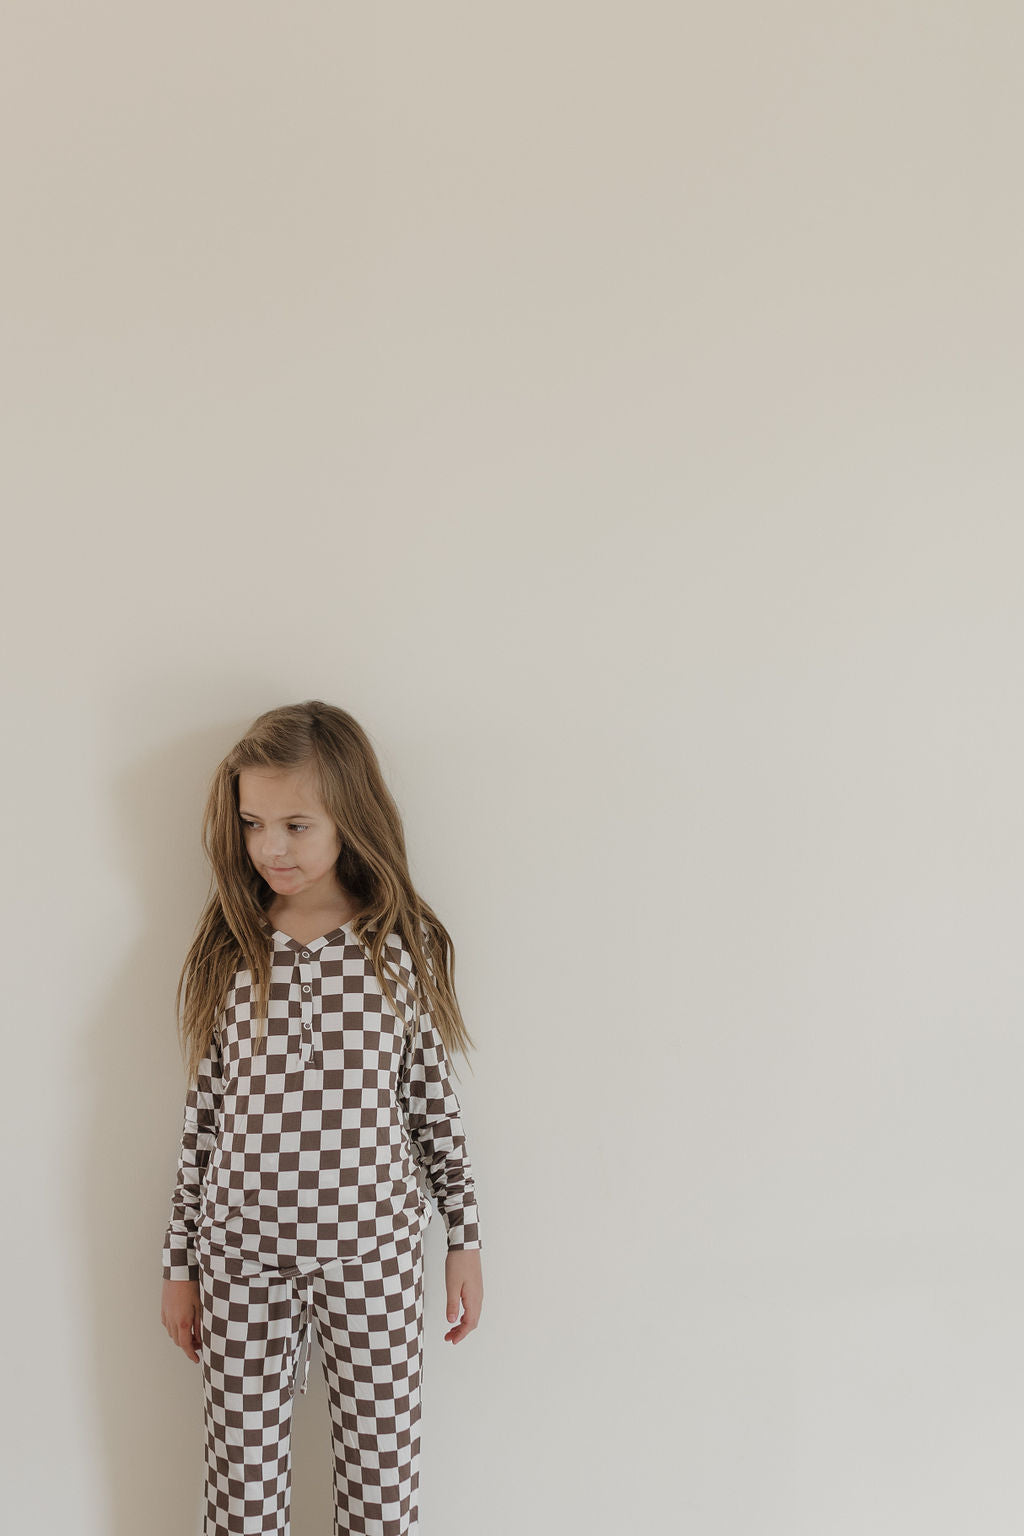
[161,1026,225,1282]
[398,1003,482,1252]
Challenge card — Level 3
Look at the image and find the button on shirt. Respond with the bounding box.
[162,920,483,1285]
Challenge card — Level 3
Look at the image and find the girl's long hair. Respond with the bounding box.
[174,700,476,1088]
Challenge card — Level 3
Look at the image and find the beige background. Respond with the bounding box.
[2,3,1022,1532]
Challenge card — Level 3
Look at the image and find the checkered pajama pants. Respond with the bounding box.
[197,1226,425,1535]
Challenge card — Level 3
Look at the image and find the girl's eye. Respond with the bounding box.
[240,820,310,832]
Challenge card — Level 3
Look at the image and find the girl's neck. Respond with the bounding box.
[265,890,361,940]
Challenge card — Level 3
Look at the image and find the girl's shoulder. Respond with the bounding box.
[375,922,432,1027]
[375,918,428,967]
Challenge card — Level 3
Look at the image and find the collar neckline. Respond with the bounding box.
[259,915,356,955]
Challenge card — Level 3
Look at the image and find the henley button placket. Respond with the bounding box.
[298,956,316,1065]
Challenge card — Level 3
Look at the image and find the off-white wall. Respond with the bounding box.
[3,3,1021,1532]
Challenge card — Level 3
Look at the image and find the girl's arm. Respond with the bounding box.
[162,1027,225,1281]
[398,999,483,1253]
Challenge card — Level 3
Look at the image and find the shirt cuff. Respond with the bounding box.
[163,1231,200,1282]
[443,1208,482,1251]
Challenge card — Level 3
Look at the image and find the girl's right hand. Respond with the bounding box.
[161,1278,202,1364]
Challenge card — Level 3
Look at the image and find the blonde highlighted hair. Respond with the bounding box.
[173,700,475,1087]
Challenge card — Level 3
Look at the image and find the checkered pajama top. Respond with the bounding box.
[162,918,482,1283]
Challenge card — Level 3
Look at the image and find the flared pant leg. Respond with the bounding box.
[197,1225,425,1536]
[314,1226,426,1536]
[197,1263,306,1535]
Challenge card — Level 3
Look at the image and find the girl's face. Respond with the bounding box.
[237,766,343,901]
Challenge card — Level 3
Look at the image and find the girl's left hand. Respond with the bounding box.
[443,1248,483,1344]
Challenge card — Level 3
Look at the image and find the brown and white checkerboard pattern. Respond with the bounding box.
[162,919,482,1287]
[198,1223,425,1535]
[163,920,481,1533]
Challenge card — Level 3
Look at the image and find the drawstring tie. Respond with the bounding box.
[290,1271,315,1397]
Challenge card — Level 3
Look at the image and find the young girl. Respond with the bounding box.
[160,699,484,1536]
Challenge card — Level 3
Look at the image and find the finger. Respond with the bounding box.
[444,1300,479,1339]
[445,1285,463,1326]
[176,1318,200,1363]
